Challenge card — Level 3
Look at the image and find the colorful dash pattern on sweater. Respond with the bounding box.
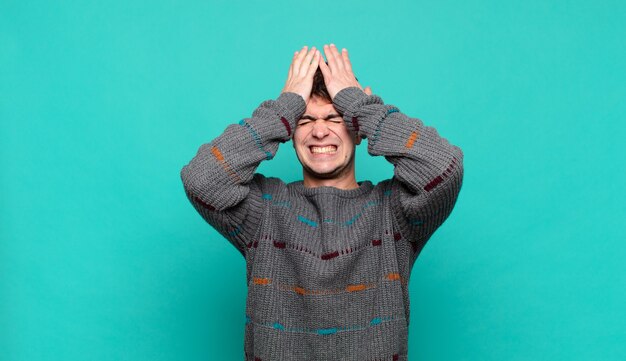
[180,87,464,360]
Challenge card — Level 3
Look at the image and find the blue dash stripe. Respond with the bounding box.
[273,322,284,330]
[344,213,362,226]
[297,215,318,228]
[317,328,337,335]
[239,119,272,159]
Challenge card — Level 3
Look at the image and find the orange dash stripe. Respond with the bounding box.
[211,145,241,182]
[386,273,401,281]
[253,277,271,285]
[211,146,224,162]
[346,284,367,292]
[405,131,419,148]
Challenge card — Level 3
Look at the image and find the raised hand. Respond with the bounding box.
[281,46,321,103]
[318,44,364,99]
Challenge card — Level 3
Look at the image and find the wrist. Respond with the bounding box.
[275,92,306,139]
[332,87,368,115]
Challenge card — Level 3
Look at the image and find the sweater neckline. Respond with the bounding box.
[290,180,374,198]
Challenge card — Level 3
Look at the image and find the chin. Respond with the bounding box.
[311,171,339,180]
[304,165,344,180]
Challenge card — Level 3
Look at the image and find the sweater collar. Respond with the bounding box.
[290,180,373,198]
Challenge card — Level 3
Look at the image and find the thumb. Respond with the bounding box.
[364,86,372,95]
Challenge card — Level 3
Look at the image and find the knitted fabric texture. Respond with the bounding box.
[180,87,464,360]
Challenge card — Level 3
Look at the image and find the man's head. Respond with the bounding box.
[292,68,361,189]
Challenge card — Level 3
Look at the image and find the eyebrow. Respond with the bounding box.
[299,113,341,121]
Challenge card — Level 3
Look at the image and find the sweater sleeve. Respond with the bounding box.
[180,92,306,254]
[333,87,464,246]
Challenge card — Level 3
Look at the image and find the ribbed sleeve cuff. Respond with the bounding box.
[246,92,306,144]
[333,87,386,137]
[333,87,369,114]
[275,92,306,135]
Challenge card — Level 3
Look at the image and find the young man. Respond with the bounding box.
[180,44,464,360]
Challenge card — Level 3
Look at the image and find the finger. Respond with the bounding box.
[292,45,308,75]
[341,48,353,73]
[318,56,331,81]
[299,46,317,75]
[305,49,321,77]
[364,86,372,95]
[324,44,338,73]
[288,51,298,78]
[329,44,345,71]
[299,47,317,75]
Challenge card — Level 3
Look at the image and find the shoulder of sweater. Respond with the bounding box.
[251,173,288,192]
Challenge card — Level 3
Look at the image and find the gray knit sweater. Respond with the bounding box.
[180,87,464,360]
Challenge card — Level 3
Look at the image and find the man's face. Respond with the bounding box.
[293,96,361,185]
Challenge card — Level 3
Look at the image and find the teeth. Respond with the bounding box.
[311,146,337,154]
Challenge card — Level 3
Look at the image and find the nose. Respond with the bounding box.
[311,119,330,139]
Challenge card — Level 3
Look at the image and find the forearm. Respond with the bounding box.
[180,92,305,211]
[333,87,463,196]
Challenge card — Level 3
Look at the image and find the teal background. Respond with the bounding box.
[2,0,625,360]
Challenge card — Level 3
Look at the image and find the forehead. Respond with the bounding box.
[304,96,338,117]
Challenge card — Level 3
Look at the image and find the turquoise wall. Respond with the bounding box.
[2,0,625,360]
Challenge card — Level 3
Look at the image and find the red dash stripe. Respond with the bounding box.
[424,175,444,192]
[351,117,360,132]
[273,240,286,249]
[280,117,291,137]
[393,233,402,241]
[372,239,382,246]
[321,251,339,260]
[393,354,399,361]
[411,242,419,252]
[193,196,215,211]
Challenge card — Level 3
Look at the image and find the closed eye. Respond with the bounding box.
[299,114,342,125]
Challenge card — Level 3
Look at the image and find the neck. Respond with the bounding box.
[302,170,359,190]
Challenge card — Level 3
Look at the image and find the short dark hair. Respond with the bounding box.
[310,64,358,103]
[311,67,331,102]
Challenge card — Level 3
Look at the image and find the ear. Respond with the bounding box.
[354,133,362,145]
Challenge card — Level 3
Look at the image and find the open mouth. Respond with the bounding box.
[309,145,337,154]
